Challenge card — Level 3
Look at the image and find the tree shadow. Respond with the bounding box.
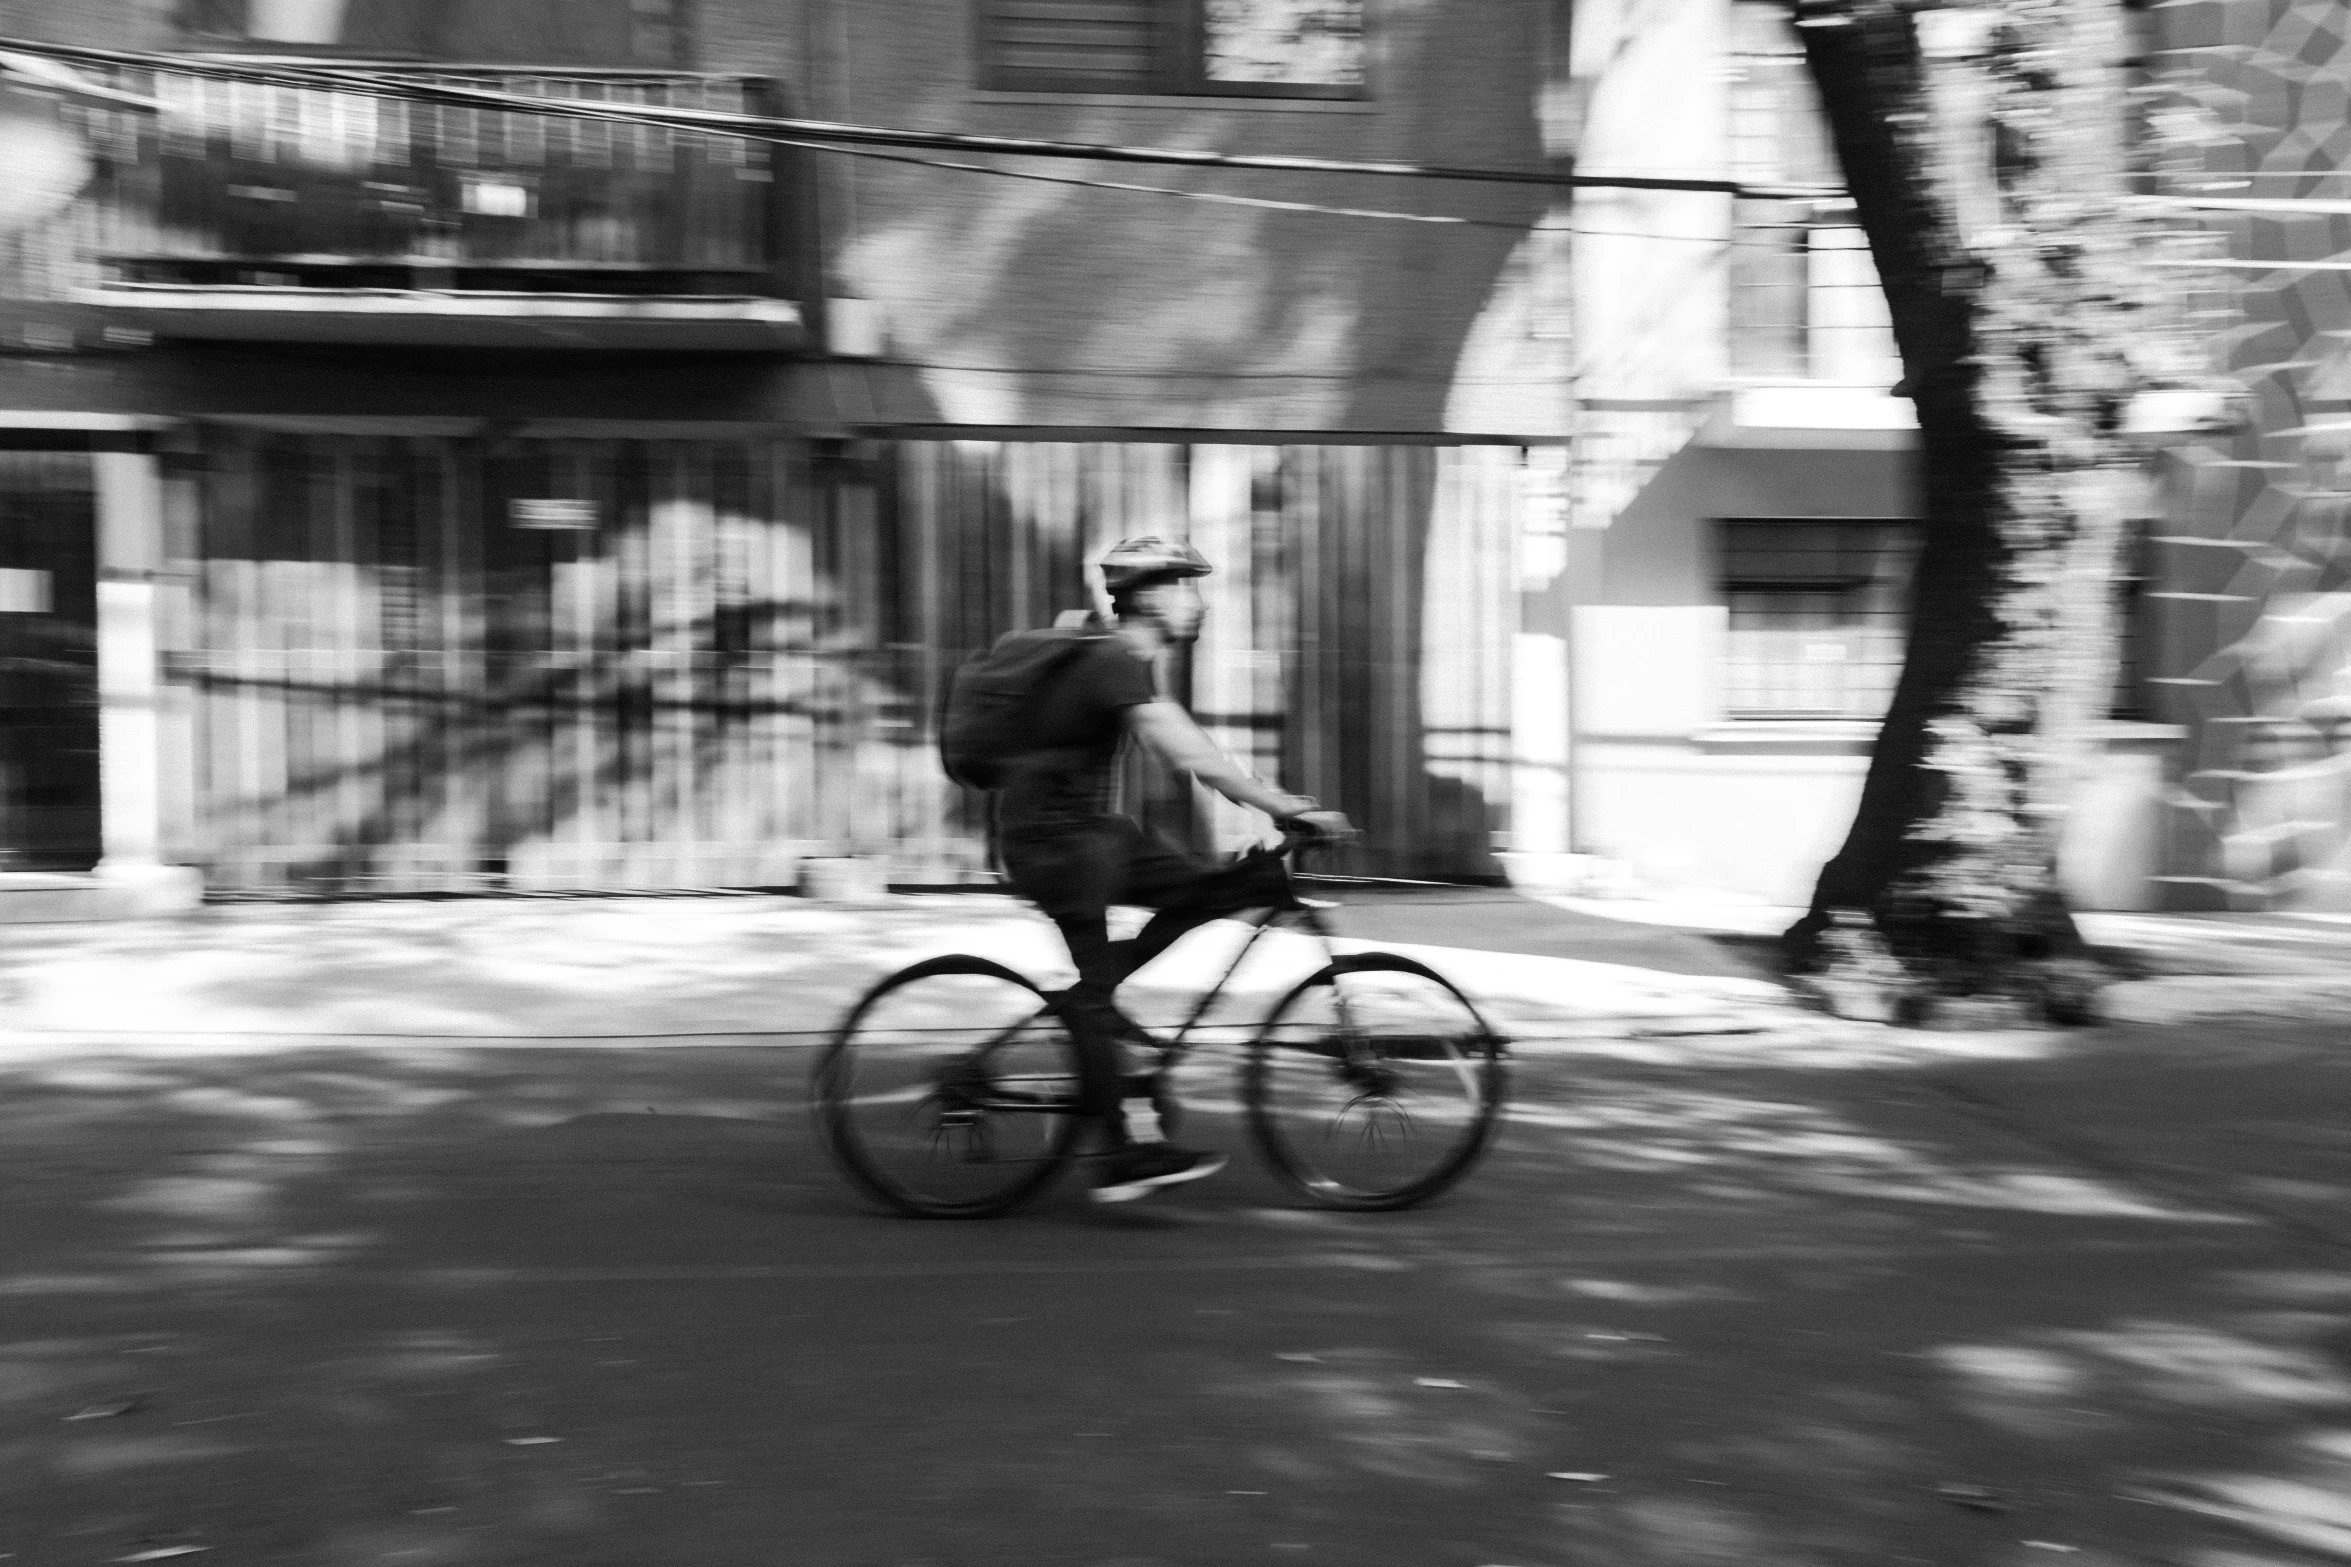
[0,1018,2345,1563]
[0,890,1071,1036]
[177,591,942,891]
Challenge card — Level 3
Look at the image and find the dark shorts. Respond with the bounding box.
[995,815,1216,924]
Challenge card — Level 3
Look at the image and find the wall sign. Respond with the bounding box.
[0,568,51,614]
[462,175,535,218]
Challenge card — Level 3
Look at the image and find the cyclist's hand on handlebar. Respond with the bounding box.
[1284,808,1359,843]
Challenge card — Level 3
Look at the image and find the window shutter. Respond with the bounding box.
[978,1,1168,92]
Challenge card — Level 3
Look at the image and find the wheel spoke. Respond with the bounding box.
[1247,957,1503,1210]
[814,962,1084,1217]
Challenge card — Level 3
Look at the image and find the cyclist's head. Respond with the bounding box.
[1099,536,1211,643]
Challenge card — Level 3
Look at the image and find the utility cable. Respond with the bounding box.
[2,33,1851,238]
[2147,257,2351,271]
[787,136,1819,242]
[0,33,1845,201]
[769,136,1543,230]
[2129,193,2351,216]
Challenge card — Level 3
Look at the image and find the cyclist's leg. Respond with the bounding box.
[995,822,1136,1142]
[1003,821,1236,1192]
[1114,834,1295,979]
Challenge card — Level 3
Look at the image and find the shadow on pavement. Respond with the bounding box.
[0,1021,2347,1565]
[1306,886,1771,983]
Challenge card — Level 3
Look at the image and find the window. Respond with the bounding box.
[2109,519,2150,720]
[1721,520,1918,720]
[977,1,1367,98]
[1722,518,2149,725]
[1727,1,1900,385]
[1732,215,1902,384]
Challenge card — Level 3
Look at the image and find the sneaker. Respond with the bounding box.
[1089,1143,1229,1205]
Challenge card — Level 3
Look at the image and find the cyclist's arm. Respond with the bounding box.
[1124,700,1314,820]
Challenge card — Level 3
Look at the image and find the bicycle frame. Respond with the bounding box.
[960,837,1408,1116]
[1141,831,1395,1069]
[954,844,1354,1119]
[1150,899,1342,1070]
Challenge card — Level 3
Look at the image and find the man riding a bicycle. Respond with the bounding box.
[989,537,1356,1204]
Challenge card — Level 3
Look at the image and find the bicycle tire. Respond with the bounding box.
[1243,952,1507,1211]
[812,954,1088,1219]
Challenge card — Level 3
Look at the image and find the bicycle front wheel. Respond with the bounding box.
[812,955,1086,1219]
[1244,953,1506,1211]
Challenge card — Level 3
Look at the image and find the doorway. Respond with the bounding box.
[0,453,100,871]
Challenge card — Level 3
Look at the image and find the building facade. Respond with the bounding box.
[1558,0,2351,913]
[2136,0,2351,911]
[0,0,1575,908]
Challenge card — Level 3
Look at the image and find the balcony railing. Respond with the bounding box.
[1728,202,1902,388]
[5,63,798,347]
[1728,5,1899,390]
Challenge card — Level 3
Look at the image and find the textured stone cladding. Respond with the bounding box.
[2149,0,2351,909]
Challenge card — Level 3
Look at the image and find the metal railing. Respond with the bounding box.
[3,64,777,301]
[1729,202,1903,387]
[1727,6,1901,388]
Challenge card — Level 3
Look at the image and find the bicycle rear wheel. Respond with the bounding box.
[1244,953,1506,1211]
[812,955,1086,1218]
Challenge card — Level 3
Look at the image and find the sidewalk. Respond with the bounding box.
[1544,892,2351,1030]
[0,887,1789,1054]
[0,884,2343,1053]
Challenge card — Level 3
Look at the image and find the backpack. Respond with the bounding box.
[938,623,1108,790]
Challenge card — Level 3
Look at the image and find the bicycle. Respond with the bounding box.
[810,831,1508,1218]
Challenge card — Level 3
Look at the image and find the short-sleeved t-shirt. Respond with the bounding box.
[994,638,1158,830]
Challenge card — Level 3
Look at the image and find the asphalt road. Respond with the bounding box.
[2,1019,2348,1567]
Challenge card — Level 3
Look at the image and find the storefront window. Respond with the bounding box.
[177,0,687,66]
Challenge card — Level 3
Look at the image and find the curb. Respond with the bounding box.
[0,896,2343,1055]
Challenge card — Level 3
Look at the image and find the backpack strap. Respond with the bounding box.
[1028,631,1106,696]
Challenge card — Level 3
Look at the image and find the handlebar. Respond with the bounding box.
[1277,820,1349,858]
[1271,820,1476,890]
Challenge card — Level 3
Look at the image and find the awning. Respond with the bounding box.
[79,285,807,353]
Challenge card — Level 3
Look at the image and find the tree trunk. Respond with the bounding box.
[1786,0,2169,1024]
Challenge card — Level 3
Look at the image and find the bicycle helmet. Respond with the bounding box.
[1098,536,1213,593]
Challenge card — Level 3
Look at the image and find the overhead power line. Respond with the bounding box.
[806,139,1800,244]
[788,137,1567,229]
[2148,257,2351,271]
[0,34,1844,202]
[2130,193,2351,216]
